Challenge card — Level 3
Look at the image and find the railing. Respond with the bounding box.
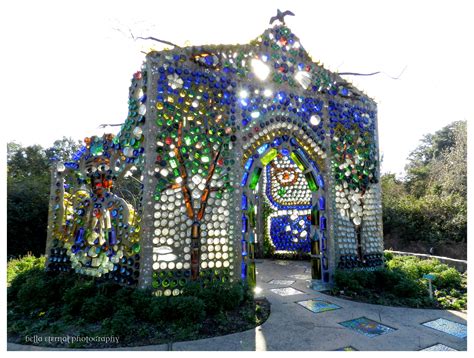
[385,250,467,273]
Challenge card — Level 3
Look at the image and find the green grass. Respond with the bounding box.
[331,252,467,310]
[7,256,270,348]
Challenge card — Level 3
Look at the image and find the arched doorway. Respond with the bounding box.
[238,122,329,287]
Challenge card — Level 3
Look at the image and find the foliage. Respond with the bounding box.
[332,254,466,310]
[405,121,466,197]
[7,255,46,284]
[382,121,467,255]
[7,138,82,258]
[182,281,248,314]
[7,256,268,348]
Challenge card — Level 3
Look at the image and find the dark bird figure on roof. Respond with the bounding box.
[269,9,295,25]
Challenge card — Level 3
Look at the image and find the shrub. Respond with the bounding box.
[332,253,466,310]
[385,255,463,291]
[165,296,206,323]
[434,267,462,290]
[129,289,154,321]
[182,281,246,314]
[14,269,59,314]
[101,306,137,340]
[7,256,266,348]
[391,276,425,298]
[333,270,364,294]
[148,295,206,324]
[62,280,96,316]
[7,255,46,284]
[80,294,115,323]
[383,251,394,261]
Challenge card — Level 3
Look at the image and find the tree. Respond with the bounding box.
[382,121,467,258]
[7,137,82,258]
[430,121,467,198]
[44,137,82,163]
[405,121,465,197]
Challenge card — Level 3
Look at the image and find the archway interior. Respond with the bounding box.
[240,137,329,285]
[263,154,312,253]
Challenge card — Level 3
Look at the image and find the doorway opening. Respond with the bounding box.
[239,134,329,286]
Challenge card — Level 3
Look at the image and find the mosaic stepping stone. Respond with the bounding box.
[287,274,311,280]
[420,343,457,351]
[308,280,330,291]
[297,299,341,314]
[339,317,396,338]
[335,346,358,351]
[422,318,467,339]
[270,287,305,296]
[268,279,295,285]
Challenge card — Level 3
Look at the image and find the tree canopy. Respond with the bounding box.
[7,138,81,258]
[382,120,467,259]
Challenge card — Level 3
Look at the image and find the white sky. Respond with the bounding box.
[1,0,472,176]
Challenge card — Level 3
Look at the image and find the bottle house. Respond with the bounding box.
[45,24,384,295]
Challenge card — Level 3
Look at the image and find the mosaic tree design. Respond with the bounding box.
[46,23,384,292]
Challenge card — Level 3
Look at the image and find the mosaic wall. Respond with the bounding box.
[46,24,384,290]
[46,71,147,285]
[264,155,312,253]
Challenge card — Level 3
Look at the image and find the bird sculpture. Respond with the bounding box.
[269,9,295,25]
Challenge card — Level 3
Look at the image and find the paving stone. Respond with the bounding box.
[307,280,331,291]
[269,287,305,296]
[274,261,291,266]
[296,299,341,314]
[339,317,396,338]
[287,274,311,280]
[420,343,457,351]
[335,346,358,351]
[421,318,467,339]
[268,279,295,285]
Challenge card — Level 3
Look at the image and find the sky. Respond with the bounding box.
[1,0,472,176]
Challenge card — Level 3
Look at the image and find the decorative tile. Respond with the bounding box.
[275,261,291,266]
[308,280,330,291]
[422,318,467,339]
[297,299,341,314]
[287,274,311,280]
[335,346,358,351]
[420,343,457,351]
[268,279,295,285]
[339,317,396,338]
[270,287,305,296]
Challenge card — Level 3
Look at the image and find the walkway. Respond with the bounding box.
[8,259,467,351]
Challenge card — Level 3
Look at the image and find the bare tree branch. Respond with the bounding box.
[135,36,181,48]
[97,124,123,128]
[338,65,407,80]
